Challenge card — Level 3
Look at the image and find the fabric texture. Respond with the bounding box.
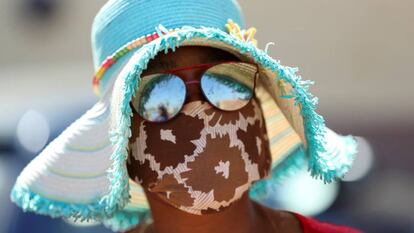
[9,0,359,232]
[128,99,271,215]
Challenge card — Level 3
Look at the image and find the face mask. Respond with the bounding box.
[127,98,271,215]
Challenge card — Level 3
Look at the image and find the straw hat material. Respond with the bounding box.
[10,0,358,232]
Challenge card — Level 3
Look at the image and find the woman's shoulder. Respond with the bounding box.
[290,212,363,233]
[251,200,362,233]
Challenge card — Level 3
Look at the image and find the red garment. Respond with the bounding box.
[292,213,363,233]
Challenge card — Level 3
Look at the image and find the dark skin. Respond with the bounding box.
[126,46,302,233]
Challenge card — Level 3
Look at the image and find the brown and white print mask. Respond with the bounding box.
[127,98,271,215]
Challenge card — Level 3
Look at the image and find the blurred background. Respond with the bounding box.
[0,0,413,232]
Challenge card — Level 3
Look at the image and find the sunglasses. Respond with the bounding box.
[131,61,259,122]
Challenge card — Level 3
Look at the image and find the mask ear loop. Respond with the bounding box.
[130,101,138,114]
[251,63,260,100]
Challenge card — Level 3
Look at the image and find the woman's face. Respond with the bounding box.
[127,46,271,215]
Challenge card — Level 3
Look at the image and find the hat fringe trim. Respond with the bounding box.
[102,208,151,232]
[10,185,151,231]
[10,185,107,221]
[309,132,358,183]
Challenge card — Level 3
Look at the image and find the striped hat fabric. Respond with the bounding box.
[10,0,358,232]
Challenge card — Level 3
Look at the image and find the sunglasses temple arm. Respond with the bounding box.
[253,68,259,92]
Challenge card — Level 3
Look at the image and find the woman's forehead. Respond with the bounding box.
[143,46,239,74]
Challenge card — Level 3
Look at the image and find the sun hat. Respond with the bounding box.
[10,0,358,232]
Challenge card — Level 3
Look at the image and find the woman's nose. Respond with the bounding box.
[177,69,207,103]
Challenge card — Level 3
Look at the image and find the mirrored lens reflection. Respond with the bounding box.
[138,74,186,122]
[201,73,254,111]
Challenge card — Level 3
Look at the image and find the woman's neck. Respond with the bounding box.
[143,191,267,233]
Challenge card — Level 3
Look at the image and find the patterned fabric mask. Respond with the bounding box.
[127,98,271,215]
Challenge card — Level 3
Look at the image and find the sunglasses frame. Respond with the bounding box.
[131,60,260,123]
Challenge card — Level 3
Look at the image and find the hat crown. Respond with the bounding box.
[91,0,245,68]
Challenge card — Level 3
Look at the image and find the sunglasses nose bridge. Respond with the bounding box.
[175,68,205,81]
[184,81,207,104]
[185,80,200,85]
[172,69,207,103]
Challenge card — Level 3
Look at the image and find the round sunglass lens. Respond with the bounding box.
[201,63,256,111]
[134,74,186,122]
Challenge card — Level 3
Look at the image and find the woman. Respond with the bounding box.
[10,0,360,232]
